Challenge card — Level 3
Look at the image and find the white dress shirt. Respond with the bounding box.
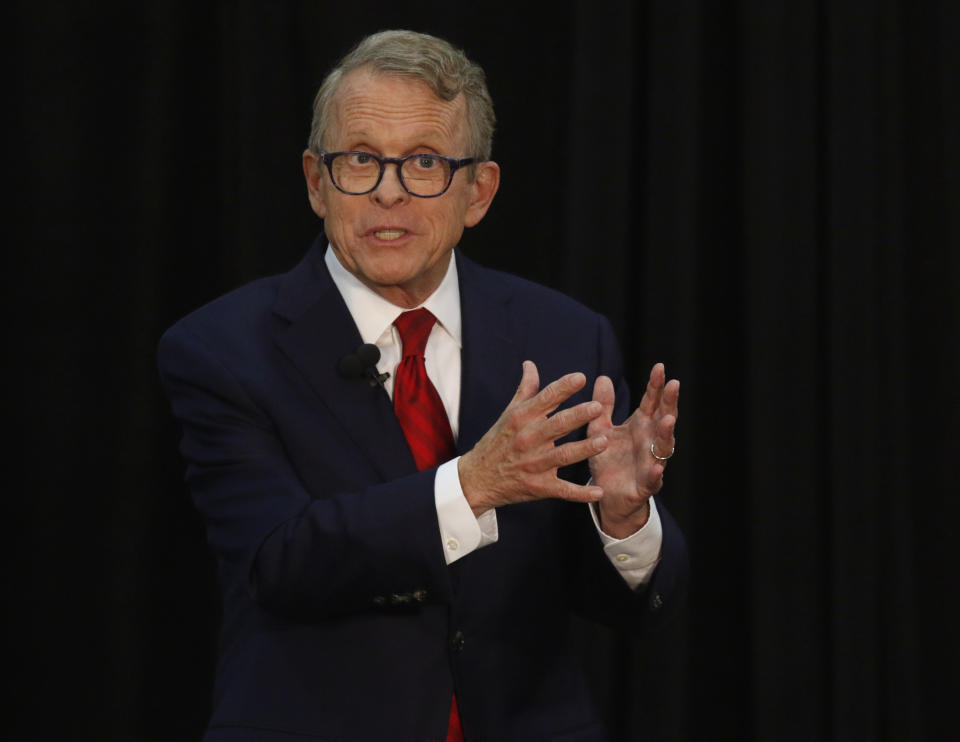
[325,246,662,588]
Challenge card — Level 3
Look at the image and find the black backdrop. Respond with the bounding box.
[10,2,959,740]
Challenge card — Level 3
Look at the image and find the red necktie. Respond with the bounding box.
[392,309,457,470]
[391,308,463,742]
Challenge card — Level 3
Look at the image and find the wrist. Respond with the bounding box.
[458,453,498,517]
[598,498,650,539]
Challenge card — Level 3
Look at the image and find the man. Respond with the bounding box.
[159,30,686,742]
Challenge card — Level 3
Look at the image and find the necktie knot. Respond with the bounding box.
[393,308,437,359]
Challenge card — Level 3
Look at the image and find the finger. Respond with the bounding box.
[588,375,616,436]
[525,370,587,417]
[540,400,604,442]
[638,363,666,417]
[653,414,676,456]
[546,477,604,503]
[510,360,541,405]
[546,435,608,470]
[659,378,680,418]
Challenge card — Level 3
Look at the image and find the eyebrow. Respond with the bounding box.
[334,136,447,155]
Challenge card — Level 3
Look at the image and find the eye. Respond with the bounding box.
[413,155,438,170]
[349,152,374,165]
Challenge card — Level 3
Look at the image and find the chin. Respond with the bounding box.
[358,263,416,288]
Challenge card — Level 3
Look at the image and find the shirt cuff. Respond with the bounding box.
[589,496,663,589]
[435,457,499,565]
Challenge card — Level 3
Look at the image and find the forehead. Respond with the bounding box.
[329,68,468,151]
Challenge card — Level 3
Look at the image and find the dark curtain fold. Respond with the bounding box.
[10,1,958,740]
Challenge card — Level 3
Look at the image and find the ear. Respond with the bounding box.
[463,160,501,228]
[302,149,327,219]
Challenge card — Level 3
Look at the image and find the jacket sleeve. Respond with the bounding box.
[563,313,689,635]
[158,322,454,621]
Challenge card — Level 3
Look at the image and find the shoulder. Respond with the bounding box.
[159,238,328,353]
[160,274,285,351]
[456,251,607,328]
[455,250,623,384]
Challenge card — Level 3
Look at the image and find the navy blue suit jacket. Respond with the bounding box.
[158,236,687,742]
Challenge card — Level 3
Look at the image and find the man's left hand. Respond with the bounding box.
[588,363,679,539]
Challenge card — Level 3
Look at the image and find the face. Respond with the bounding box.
[303,68,500,308]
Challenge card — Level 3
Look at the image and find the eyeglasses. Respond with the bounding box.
[319,151,476,198]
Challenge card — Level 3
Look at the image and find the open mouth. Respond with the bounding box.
[372,229,407,241]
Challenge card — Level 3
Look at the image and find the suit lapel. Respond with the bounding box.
[272,237,417,481]
[269,241,522,480]
[456,252,523,453]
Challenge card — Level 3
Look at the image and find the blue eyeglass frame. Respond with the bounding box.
[319,151,476,198]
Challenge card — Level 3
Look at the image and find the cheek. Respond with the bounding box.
[323,198,356,233]
[435,203,468,241]
[313,177,339,219]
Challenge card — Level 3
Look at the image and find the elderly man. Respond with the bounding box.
[159,30,686,742]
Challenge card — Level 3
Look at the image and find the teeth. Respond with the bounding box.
[374,229,406,241]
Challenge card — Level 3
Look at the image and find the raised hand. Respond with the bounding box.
[458,361,609,516]
[588,363,679,538]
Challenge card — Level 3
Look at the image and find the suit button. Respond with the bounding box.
[650,592,663,611]
[413,589,427,602]
[452,630,465,650]
[372,596,385,606]
[392,593,411,605]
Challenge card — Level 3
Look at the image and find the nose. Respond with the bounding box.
[370,162,409,208]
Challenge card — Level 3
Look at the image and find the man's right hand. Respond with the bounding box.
[458,361,608,516]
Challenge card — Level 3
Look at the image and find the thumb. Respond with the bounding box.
[511,360,540,404]
[588,375,615,436]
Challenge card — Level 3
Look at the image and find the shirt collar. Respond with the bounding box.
[324,245,462,347]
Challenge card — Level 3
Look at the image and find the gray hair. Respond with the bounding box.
[307,30,496,162]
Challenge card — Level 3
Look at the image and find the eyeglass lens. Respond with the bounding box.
[330,153,451,196]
